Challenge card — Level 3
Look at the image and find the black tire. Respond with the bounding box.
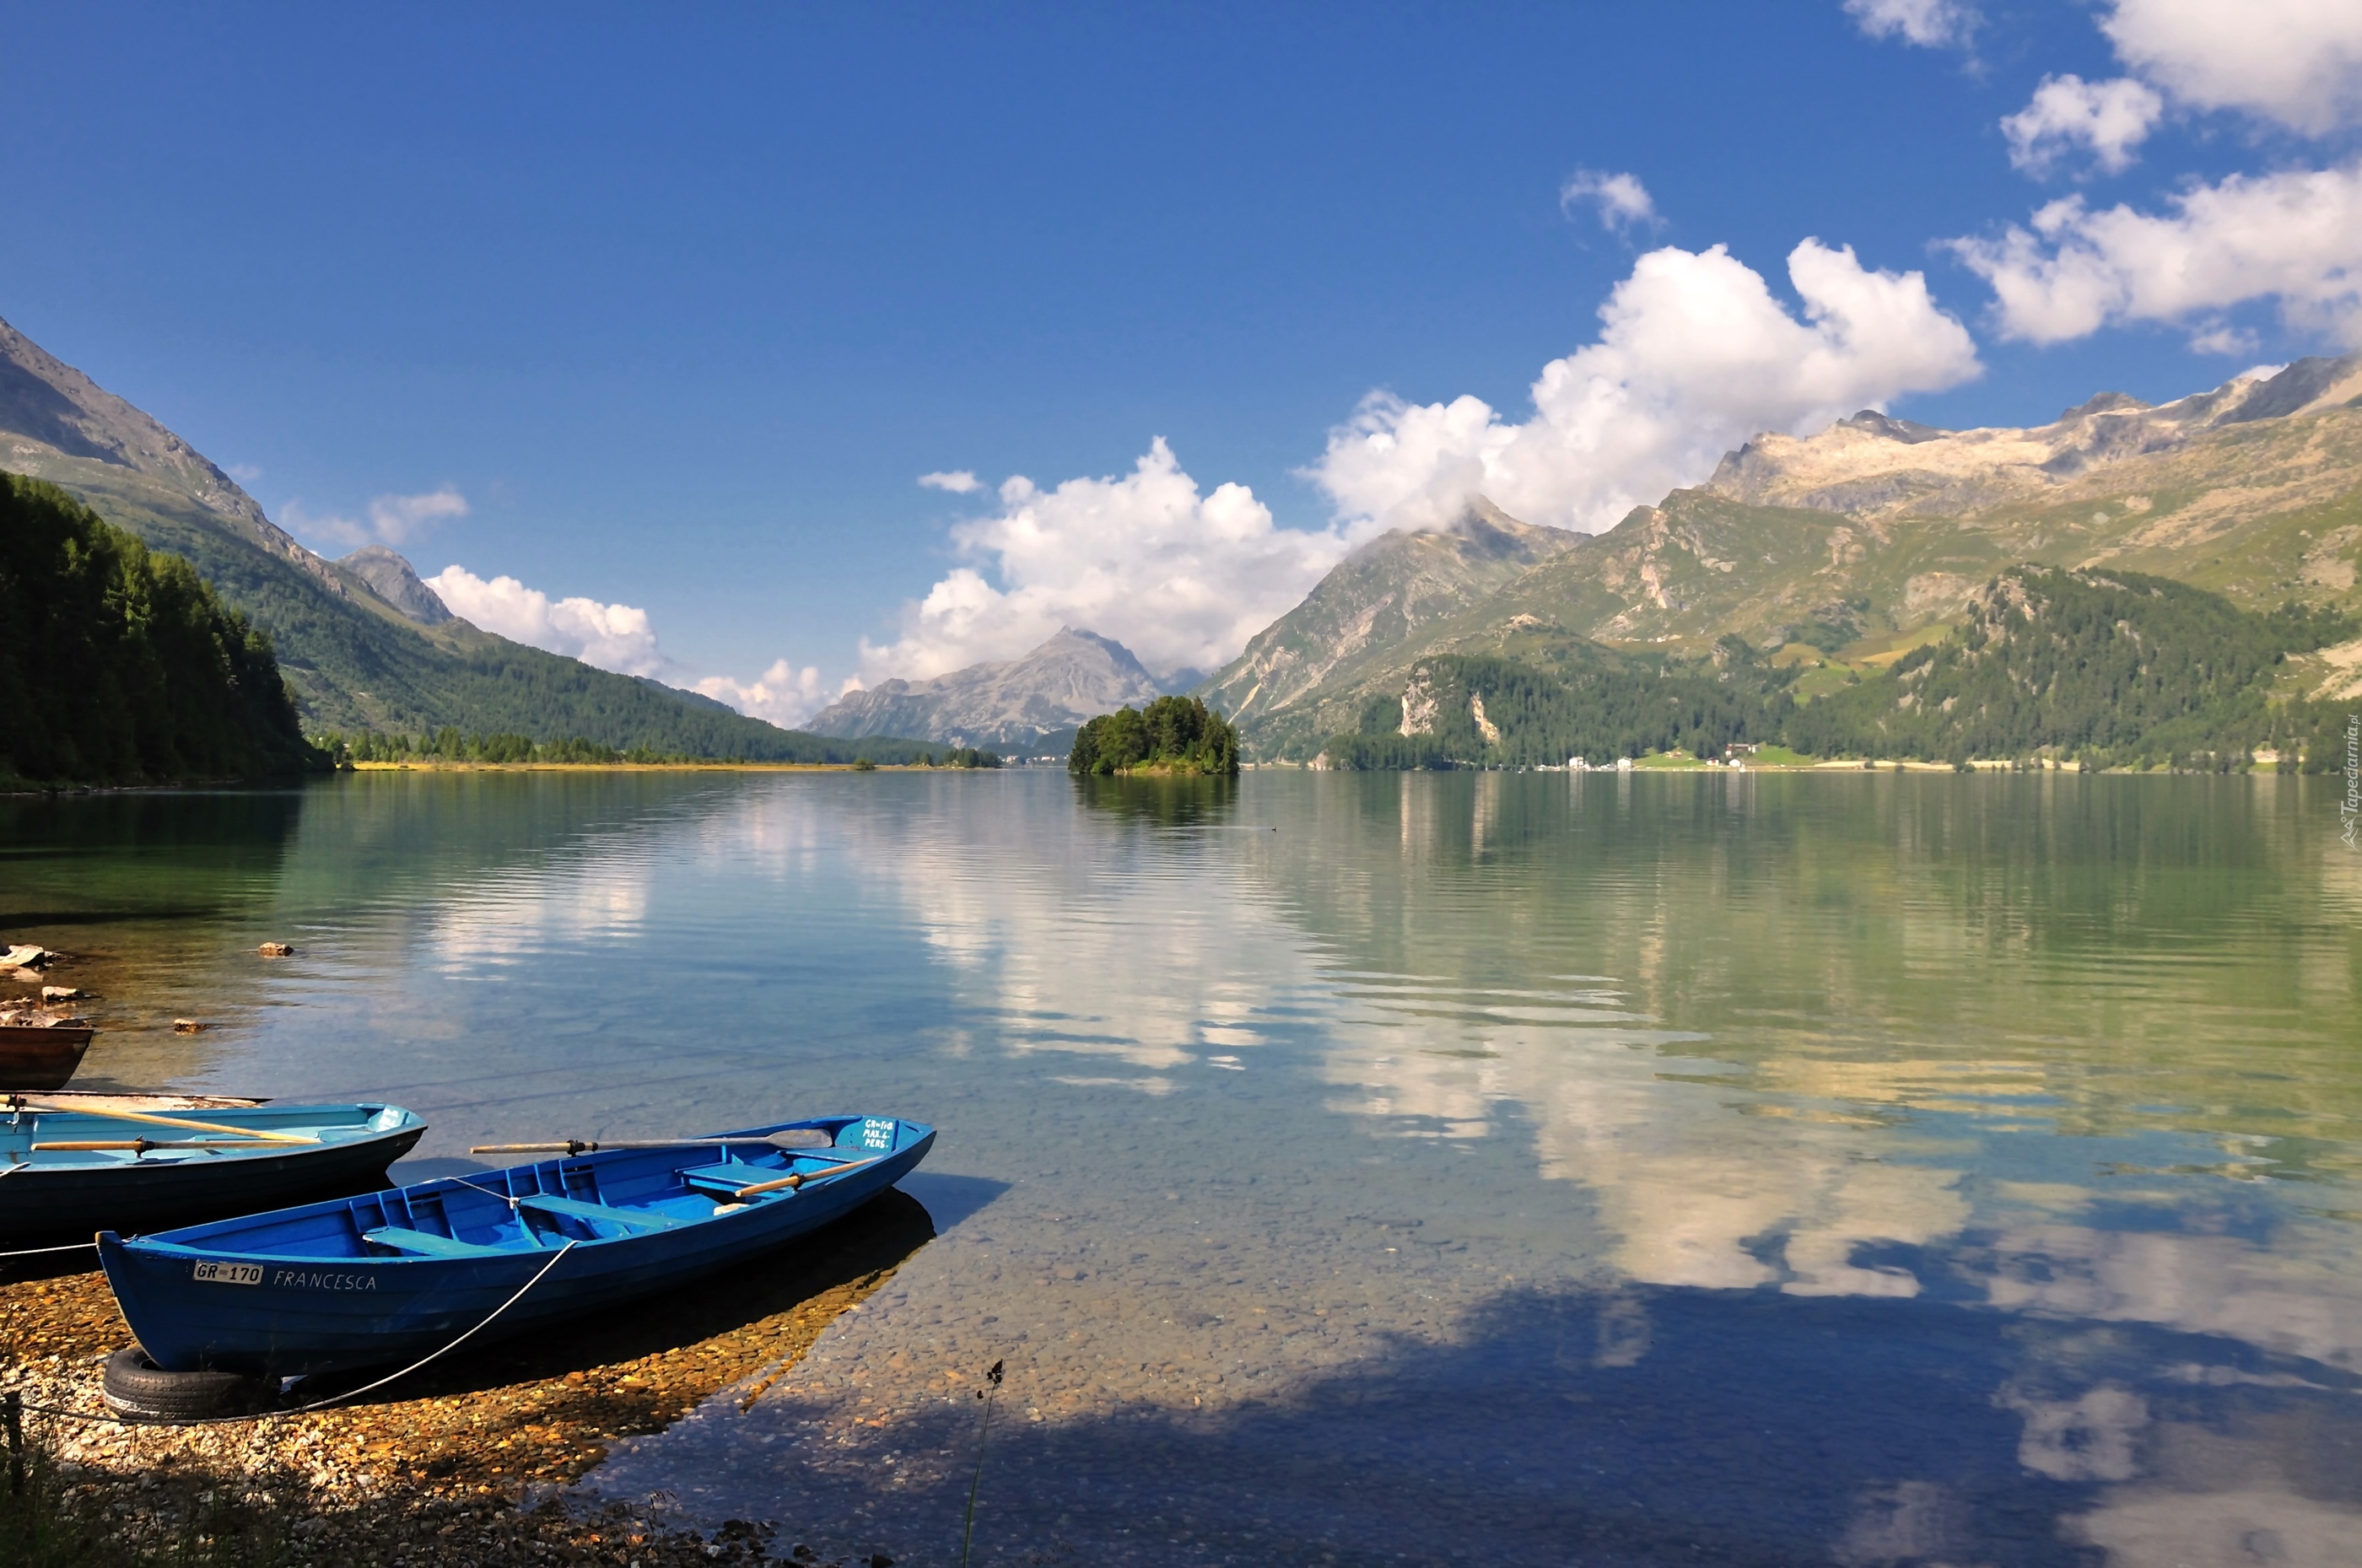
[100,1344,265,1420]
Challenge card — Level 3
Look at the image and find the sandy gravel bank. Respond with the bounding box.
[0,1191,934,1565]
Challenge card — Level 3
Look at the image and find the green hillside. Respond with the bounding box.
[1197,498,1577,732]
[1312,569,2352,772]
[2,461,887,758]
[1788,567,2352,769]
[0,315,926,759]
[0,475,316,785]
[1216,357,2362,761]
[1322,645,1784,770]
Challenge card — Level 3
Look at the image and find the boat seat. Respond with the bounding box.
[364,1225,506,1258]
[514,1193,677,1231]
[678,1162,773,1197]
[677,1156,866,1198]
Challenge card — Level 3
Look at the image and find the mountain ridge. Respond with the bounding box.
[809,628,1170,751]
[340,545,453,626]
[0,313,892,759]
[1216,356,2362,759]
[1195,497,1578,740]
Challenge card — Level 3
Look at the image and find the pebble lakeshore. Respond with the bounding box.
[0,1188,936,1565]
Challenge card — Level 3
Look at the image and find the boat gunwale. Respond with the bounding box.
[109,1116,929,1264]
[0,1103,426,1169]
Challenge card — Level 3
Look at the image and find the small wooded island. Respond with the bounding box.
[1069,695,1239,776]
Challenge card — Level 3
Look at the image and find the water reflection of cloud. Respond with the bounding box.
[1317,972,2362,1370]
[428,859,654,969]
[758,773,2362,1377]
[1260,773,2362,1386]
[803,779,1327,1080]
[532,772,2362,1564]
[2073,1486,2362,1566]
[1327,1010,1974,1294]
[1982,1220,2362,1371]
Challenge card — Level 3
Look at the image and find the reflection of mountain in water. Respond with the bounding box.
[0,788,305,926]
[468,768,2362,1564]
[1254,773,2362,1361]
[801,768,2362,1378]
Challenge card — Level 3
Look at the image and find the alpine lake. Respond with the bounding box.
[4,767,2360,1566]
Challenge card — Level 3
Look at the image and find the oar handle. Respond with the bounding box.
[10,1103,314,1145]
[32,1139,286,1151]
[727,1156,876,1199]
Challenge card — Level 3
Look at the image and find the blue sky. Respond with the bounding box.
[3,2,2359,719]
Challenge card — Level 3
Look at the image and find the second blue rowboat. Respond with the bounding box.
[97,1113,933,1378]
[3,1101,426,1245]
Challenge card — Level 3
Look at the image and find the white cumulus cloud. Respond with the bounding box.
[1561,170,1659,235]
[2003,75,2165,176]
[861,440,1354,683]
[283,488,469,551]
[2101,0,2362,136]
[695,660,849,729]
[425,565,668,678]
[919,470,984,493]
[1308,239,1982,536]
[1950,163,2362,347]
[1845,0,1976,50]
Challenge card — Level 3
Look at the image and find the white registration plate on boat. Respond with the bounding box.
[191,1260,262,1285]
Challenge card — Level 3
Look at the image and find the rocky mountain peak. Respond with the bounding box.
[338,545,453,626]
[806,628,1170,749]
[1834,411,1950,445]
[0,313,349,601]
[2219,354,2362,424]
[2059,391,2150,422]
[1703,353,2362,521]
[1194,496,1578,729]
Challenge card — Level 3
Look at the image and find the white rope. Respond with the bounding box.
[0,1240,96,1259]
[19,1237,580,1427]
[272,1237,580,1414]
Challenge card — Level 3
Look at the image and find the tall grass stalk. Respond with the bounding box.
[957,1359,1004,1568]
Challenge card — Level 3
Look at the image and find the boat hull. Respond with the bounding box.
[0,1025,94,1091]
[99,1116,934,1377]
[1,1104,424,1246]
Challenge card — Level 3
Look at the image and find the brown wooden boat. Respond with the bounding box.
[3,1091,264,1114]
[0,1018,95,1091]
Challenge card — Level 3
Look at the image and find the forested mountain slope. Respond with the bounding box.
[1785,566,2349,768]
[0,315,876,758]
[1195,498,1576,743]
[0,475,315,784]
[1314,569,2349,772]
[1224,357,2362,760]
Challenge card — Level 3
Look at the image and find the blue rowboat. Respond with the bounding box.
[97,1113,934,1378]
[2,1100,426,1246]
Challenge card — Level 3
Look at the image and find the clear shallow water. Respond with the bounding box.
[6,770,2362,1565]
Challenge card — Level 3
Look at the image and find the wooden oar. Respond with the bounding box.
[11,1102,315,1145]
[723,1156,878,1200]
[470,1131,837,1156]
[33,1139,289,1152]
